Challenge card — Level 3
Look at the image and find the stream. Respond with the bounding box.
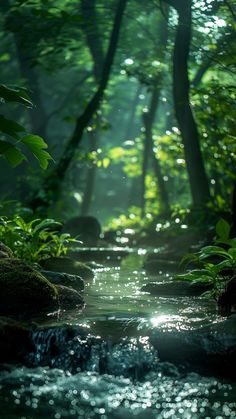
[0,251,236,418]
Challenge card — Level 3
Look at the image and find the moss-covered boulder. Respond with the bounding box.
[40,270,84,291]
[40,257,94,280]
[0,317,33,363]
[0,242,13,259]
[56,285,84,309]
[0,259,58,315]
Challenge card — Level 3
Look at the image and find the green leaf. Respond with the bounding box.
[0,140,26,167]
[216,218,230,240]
[21,134,53,169]
[174,272,212,282]
[0,115,25,139]
[0,84,33,107]
[32,218,61,234]
[198,245,230,260]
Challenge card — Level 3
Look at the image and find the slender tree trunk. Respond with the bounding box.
[125,85,142,138]
[80,132,98,215]
[79,0,105,215]
[81,0,104,81]
[30,0,127,211]
[142,86,170,217]
[164,0,210,206]
[140,8,170,216]
[0,0,47,138]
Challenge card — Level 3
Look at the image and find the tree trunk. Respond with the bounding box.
[142,86,170,217]
[79,0,105,215]
[80,132,98,216]
[140,8,170,216]
[0,0,47,138]
[30,0,127,211]
[125,85,142,139]
[81,0,104,81]
[164,0,210,207]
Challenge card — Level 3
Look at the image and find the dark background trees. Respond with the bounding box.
[0,0,235,233]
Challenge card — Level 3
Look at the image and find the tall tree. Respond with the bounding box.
[80,0,105,216]
[140,8,170,216]
[30,0,128,211]
[1,0,47,138]
[163,0,211,207]
[142,86,170,217]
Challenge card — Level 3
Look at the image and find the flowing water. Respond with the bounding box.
[0,252,236,418]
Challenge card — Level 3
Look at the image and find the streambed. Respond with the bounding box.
[0,252,236,418]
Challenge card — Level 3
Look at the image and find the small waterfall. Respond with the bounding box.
[27,326,159,379]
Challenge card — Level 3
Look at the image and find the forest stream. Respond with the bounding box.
[0,249,236,419]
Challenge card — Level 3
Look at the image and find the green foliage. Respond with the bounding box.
[176,219,236,299]
[0,215,79,263]
[0,84,52,169]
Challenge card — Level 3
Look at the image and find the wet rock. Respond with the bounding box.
[150,316,236,378]
[0,242,13,259]
[28,327,158,379]
[0,259,58,315]
[0,317,33,363]
[63,216,101,245]
[40,256,94,280]
[56,285,84,309]
[141,280,212,296]
[40,269,84,291]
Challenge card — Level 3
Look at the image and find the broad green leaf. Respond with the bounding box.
[198,246,229,260]
[33,218,61,234]
[0,115,25,139]
[216,218,230,240]
[0,84,33,107]
[0,140,26,167]
[21,134,52,169]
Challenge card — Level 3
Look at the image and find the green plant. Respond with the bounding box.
[0,215,79,263]
[0,84,52,169]
[175,219,236,299]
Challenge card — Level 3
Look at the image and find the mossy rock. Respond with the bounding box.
[40,270,84,291]
[0,258,58,315]
[0,242,13,259]
[141,280,212,296]
[40,257,94,280]
[0,316,33,363]
[56,285,84,309]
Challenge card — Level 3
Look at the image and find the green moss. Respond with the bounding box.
[0,258,58,314]
[40,257,94,280]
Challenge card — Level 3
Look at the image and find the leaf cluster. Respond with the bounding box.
[176,219,236,299]
[0,84,52,168]
[0,215,79,263]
